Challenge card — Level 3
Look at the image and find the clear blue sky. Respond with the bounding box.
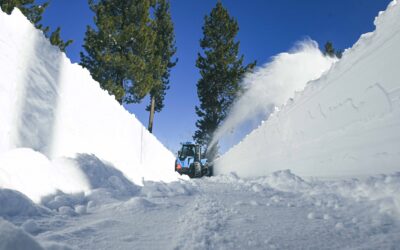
[39,0,391,152]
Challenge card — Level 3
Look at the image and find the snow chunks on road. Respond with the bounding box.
[204,170,400,249]
[141,179,196,198]
[0,219,44,250]
[33,179,199,249]
[173,195,233,249]
[0,153,199,249]
[1,170,399,249]
[0,218,73,250]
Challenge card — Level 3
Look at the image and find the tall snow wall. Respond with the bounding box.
[0,8,177,185]
[216,1,400,178]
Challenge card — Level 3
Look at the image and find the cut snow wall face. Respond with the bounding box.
[216,1,400,178]
[0,8,177,185]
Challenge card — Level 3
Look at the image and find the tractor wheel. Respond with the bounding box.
[206,165,213,177]
[188,164,195,178]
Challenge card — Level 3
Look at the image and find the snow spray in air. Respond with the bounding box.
[211,40,336,152]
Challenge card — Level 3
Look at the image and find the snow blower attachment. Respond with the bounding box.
[175,142,213,178]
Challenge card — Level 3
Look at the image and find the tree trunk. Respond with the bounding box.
[147,95,156,133]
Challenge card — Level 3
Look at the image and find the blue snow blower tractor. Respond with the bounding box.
[174,142,213,178]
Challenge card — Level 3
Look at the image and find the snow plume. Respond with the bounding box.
[211,40,335,150]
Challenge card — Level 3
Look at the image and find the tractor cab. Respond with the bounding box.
[178,143,199,161]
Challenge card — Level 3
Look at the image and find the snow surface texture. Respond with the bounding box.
[0,8,180,202]
[216,1,400,178]
[1,171,400,249]
[0,219,44,250]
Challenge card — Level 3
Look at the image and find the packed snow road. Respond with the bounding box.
[1,170,399,249]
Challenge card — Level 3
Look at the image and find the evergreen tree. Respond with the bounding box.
[146,0,177,133]
[50,27,73,52]
[194,2,255,160]
[324,41,335,57]
[81,0,176,133]
[0,0,72,51]
[335,49,343,59]
[324,41,342,58]
[81,0,160,104]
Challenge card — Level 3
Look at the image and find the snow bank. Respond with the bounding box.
[216,1,400,178]
[0,148,90,203]
[0,150,192,219]
[0,219,44,250]
[0,188,43,217]
[0,7,179,201]
[0,147,143,203]
[0,218,72,250]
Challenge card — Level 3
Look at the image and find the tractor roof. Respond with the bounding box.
[182,141,196,146]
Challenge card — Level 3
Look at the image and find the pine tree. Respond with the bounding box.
[81,0,160,104]
[194,2,255,160]
[324,41,342,58]
[324,41,335,57]
[146,0,177,133]
[50,27,73,52]
[0,0,72,51]
[81,0,176,133]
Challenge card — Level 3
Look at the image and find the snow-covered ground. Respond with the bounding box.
[1,170,400,249]
[215,0,400,178]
